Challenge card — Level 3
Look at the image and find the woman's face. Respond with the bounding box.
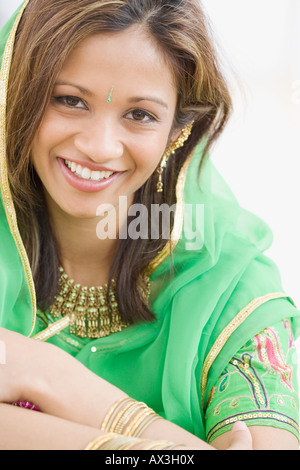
[31,26,178,220]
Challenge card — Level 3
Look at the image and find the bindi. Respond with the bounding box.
[107,86,114,103]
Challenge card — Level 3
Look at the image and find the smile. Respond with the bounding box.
[64,159,115,182]
[58,157,124,193]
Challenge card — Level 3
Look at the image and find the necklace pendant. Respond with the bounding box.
[87,307,100,338]
[75,305,87,338]
[48,267,131,339]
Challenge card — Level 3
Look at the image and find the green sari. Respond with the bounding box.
[1,0,299,443]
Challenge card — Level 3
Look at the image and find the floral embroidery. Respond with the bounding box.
[255,327,293,391]
[230,353,268,408]
[218,368,230,393]
[205,319,299,443]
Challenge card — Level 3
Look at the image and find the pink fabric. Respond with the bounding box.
[9,401,41,412]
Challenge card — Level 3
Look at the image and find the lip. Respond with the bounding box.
[57,157,125,193]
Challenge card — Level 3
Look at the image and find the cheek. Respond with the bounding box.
[31,115,53,161]
[130,136,166,178]
[31,110,71,157]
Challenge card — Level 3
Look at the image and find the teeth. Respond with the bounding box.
[64,160,114,182]
[91,171,101,181]
[82,168,91,179]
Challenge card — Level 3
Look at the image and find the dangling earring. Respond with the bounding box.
[156,121,194,193]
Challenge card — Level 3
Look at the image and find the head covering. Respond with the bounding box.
[0,1,36,337]
[1,1,299,440]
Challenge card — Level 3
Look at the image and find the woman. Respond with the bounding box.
[0,0,299,450]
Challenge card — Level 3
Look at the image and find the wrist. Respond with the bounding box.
[84,373,129,428]
[30,364,128,429]
[100,396,163,437]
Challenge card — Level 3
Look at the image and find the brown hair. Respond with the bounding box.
[6,0,231,323]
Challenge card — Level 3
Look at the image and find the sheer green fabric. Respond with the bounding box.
[1,1,300,442]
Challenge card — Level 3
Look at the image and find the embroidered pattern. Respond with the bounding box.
[230,353,268,408]
[207,410,299,443]
[200,293,290,407]
[205,319,299,443]
[218,368,230,393]
[255,327,293,390]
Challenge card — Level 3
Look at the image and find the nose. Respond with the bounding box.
[74,117,123,164]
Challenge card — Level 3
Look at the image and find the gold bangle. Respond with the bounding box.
[124,407,157,436]
[141,440,178,450]
[122,438,150,450]
[100,435,140,450]
[133,413,163,437]
[84,433,120,450]
[110,400,140,434]
[100,397,132,431]
[101,397,163,438]
[85,433,179,451]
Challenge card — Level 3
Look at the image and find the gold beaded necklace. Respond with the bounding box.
[49,267,129,339]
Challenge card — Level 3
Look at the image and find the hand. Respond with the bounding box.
[0,328,127,427]
[0,328,254,451]
[226,421,253,450]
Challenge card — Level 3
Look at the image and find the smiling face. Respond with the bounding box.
[31,26,178,220]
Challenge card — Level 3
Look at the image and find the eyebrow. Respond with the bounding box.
[54,81,93,96]
[128,96,169,109]
[54,81,169,109]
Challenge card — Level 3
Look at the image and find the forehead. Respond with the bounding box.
[57,26,177,102]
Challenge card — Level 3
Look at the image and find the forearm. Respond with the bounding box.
[27,368,212,449]
[0,404,103,450]
[33,382,212,449]
[0,404,210,450]
[139,416,212,450]
[0,329,249,450]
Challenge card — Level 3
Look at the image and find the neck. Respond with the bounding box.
[46,198,130,287]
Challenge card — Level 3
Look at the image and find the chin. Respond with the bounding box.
[65,206,99,219]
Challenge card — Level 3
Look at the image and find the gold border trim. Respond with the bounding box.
[32,315,72,342]
[200,292,289,407]
[146,151,193,276]
[206,409,299,443]
[0,0,36,337]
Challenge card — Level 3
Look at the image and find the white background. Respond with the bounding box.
[1,1,299,306]
[200,0,300,310]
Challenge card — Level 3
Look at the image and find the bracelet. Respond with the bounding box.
[101,397,162,437]
[100,397,132,431]
[124,408,162,437]
[99,436,148,450]
[85,433,119,450]
[84,433,178,451]
[109,400,140,434]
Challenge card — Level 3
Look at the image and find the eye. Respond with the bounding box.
[53,95,87,109]
[126,109,156,123]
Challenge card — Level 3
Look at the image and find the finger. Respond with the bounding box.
[227,421,253,450]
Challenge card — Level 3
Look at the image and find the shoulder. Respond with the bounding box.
[205,319,299,449]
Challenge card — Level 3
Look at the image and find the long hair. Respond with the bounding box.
[6,0,232,323]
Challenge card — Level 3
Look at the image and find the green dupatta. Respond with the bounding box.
[1,1,299,441]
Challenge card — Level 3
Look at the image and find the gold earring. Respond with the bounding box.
[156,121,194,193]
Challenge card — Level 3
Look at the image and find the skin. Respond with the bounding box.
[0,327,250,450]
[1,26,297,450]
[31,26,179,285]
